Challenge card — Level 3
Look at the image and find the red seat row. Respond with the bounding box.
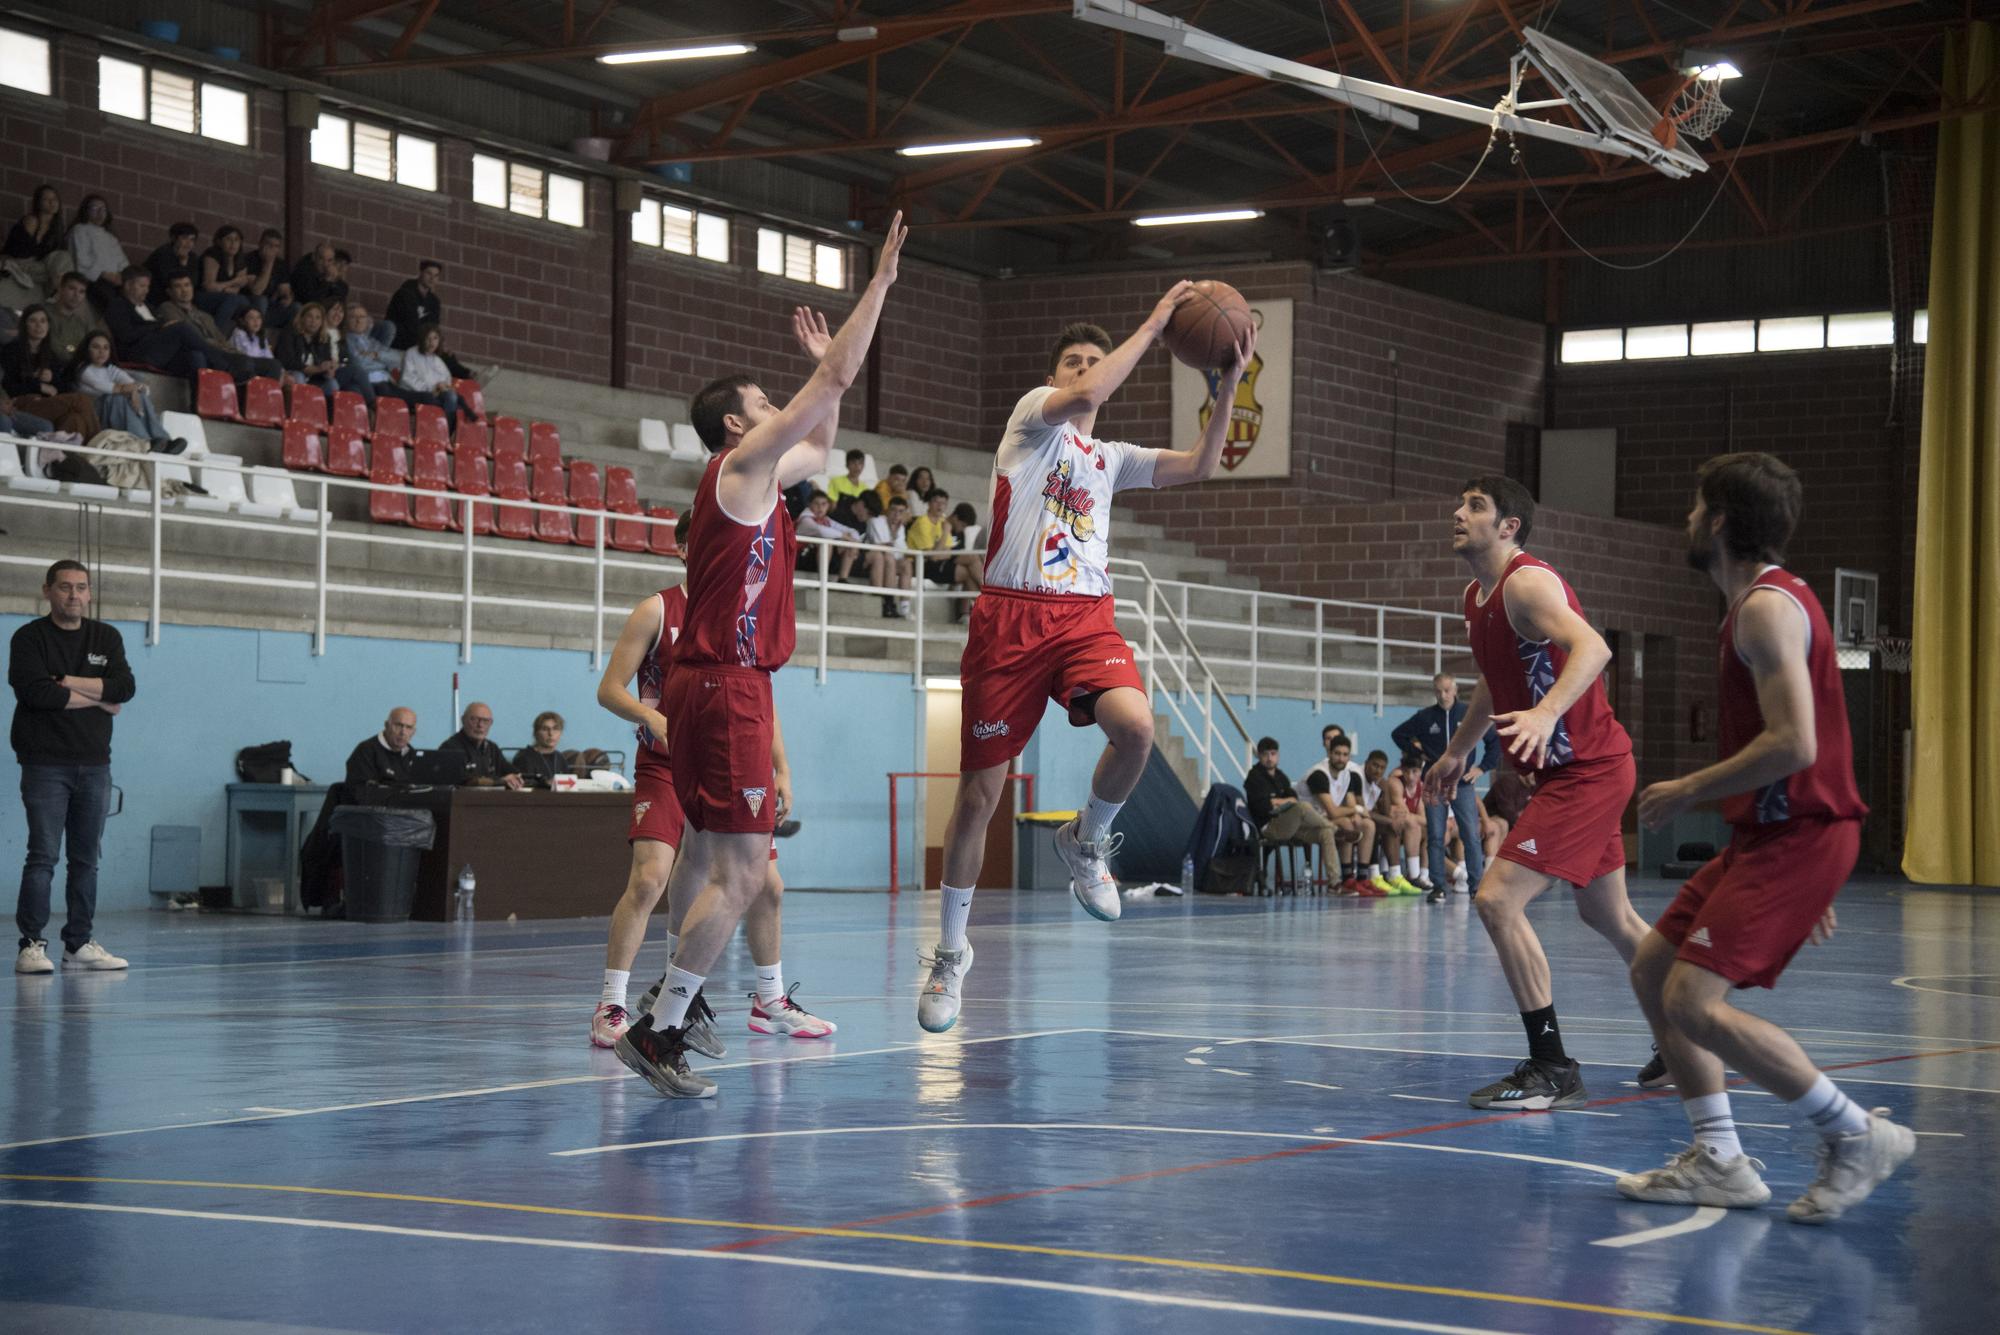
[201,372,503,445]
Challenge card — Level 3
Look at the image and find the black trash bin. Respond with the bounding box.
[329,807,435,922]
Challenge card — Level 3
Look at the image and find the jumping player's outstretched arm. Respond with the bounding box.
[1151,323,1258,488]
[1493,568,1612,770]
[1638,590,1816,830]
[596,594,668,748]
[774,306,845,488]
[1429,678,1497,800]
[722,213,908,504]
[1039,280,1194,426]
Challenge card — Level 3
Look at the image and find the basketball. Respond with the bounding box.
[1162,279,1254,371]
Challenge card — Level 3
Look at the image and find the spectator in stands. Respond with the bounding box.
[10,559,134,975]
[332,250,354,294]
[47,274,106,366]
[438,702,523,790]
[156,271,278,384]
[873,463,909,507]
[230,306,275,363]
[144,222,201,298]
[941,500,985,619]
[1,185,72,312]
[70,332,183,453]
[906,465,936,501]
[795,489,864,582]
[248,228,293,328]
[511,711,569,786]
[1297,728,1376,893]
[320,301,381,408]
[827,447,871,521]
[63,195,129,310]
[2,307,101,439]
[398,324,463,421]
[105,266,212,385]
[337,302,407,406]
[1244,737,1341,887]
[385,260,480,379]
[1391,672,1497,898]
[906,486,951,564]
[197,225,256,329]
[274,300,342,406]
[0,393,54,438]
[289,241,345,308]
[344,707,418,785]
[864,491,914,618]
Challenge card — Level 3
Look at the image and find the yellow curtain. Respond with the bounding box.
[1906,23,2000,886]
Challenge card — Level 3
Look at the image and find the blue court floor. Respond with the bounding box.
[3,877,1997,1334]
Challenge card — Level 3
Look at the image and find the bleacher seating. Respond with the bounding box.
[1,437,59,494]
[368,444,410,525]
[647,505,679,557]
[532,460,572,544]
[248,469,315,521]
[453,416,489,457]
[493,455,533,540]
[196,370,240,421]
[492,417,526,464]
[286,382,329,431]
[242,377,286,427]
[414,403,451,451]
[569,460,603,548]
[333,391,371,439]
[323,426,369,478]
[638,419,670,454]
[528,422,562,472]
[160,411,209,457]
[374,398,411,448]
[282,421,323,472]
[187,455,248,511]
[409,440,452,531]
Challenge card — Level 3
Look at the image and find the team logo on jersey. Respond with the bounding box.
[633,801,652,821]
[1197,313,1267,472]
[1040,458,1097,542]
[1039,523,1078,585]
[972,720,1010,740]
[743,787,767,817]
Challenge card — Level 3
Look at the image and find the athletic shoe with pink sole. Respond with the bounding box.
[590,1003,631,1048]
[747,984,837,1038]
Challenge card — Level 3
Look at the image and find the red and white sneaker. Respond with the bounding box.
[747,985,837,1039]
[590,1002,631,1049]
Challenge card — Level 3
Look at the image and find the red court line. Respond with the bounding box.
[707,1037,2000,1254]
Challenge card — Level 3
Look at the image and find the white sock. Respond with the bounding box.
[648,964,706,1030]
[755,960,784,1006]
[1683,1092,1744,1159]
[1791,1074,1870,1139]
[1367,862,1381,878]
[940,884,975,952]
[1403,856,1420,877]
[664,931,679,967]
[1079,794,1124,844]
[599,968,630,1009]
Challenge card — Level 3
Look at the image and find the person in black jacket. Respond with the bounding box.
[386,259,477,378]
[10,560,133,974]
[1242,737,1339,885]
[345,707,419,785]
[1391,672,1501,898]
[510,711,569,786]
[104,267,211,384]
[438,702,523,790]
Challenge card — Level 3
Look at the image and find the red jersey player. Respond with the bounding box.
[616,213,907,1098]
[1425,476,1654,1109]
[1618,452,1910,1223]
[916,295,1256,1034]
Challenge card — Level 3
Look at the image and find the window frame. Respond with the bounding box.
[314,110,438,193]
[631,197,731,263]
[96,53,249,146]
[0,25,52,99]
[471,152,587,227]
[757,225,847,290]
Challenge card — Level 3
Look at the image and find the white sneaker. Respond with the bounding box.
[1451,866,1470,892]
[747,984,836,1038]
[1787,1109,1916,1224]
[590,1003,630,1049]
[15,941,53,975]
[63,940,127,971]
[1617,1144,1772,1207]
[916,942,974,1033]
[1054,819,1121,921]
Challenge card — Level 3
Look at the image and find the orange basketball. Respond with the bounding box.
[1162,279,1254,371]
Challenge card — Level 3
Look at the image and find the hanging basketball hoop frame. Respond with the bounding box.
[1073,1,1713,179]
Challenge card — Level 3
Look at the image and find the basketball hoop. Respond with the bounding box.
[1875,635,1912,673]
[1652,74,1733,151]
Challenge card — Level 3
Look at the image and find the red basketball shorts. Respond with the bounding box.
[1499,751,1634,887]
[665,663,777,835]
[958,588,1145,771]
[1655,818,1860,989]
[627,756,687,850]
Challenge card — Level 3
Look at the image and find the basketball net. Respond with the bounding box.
[1651,73,1733,151]
[1876,635,1912,673]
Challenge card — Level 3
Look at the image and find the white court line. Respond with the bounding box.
[0,1200,1511,1335]
[1287,1081,1344,1092]
[1913,1131,1966,1138]
[1214,1068,1254,1077]
[1189,1046,1215,1054]
[1551,1110,1620,1119]
[0,1029,1086,1153]
[1388,1095,1460,1105]
[240,1107,303,1115]
[1184,1057,1207,1066]
[1736,1123,1790,1130]
[1591,1208,1728,1250]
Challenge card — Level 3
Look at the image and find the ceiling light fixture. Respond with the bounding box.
[1678,50,1743,80]
[598,43,756,66]
[896,136,1041,157]
[1133,208,1264,227]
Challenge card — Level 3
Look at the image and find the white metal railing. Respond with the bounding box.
[1,441,1471,721]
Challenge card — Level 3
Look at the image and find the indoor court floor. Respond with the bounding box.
[2,877,1996,1334]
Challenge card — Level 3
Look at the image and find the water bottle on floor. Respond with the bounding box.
[456,864,476,922]
[1181,854,1195,896]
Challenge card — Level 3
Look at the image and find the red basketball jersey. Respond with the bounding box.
[634,585,687,761]
[1717,568,1867,827]
[1463,552,1631,775]
[673,452,797,672]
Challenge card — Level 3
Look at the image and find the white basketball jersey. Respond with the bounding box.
[1294,759,1363,807]
[981,386,1161,598]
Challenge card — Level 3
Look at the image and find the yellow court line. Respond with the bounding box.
[0,1174,1805,1335]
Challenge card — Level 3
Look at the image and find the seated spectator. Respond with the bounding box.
[197,225,257,329]
[1483,766,1531,859]
[70,332,183,452]
[1296,728,1376,894]
[46,273,106,366]
[345,707,418,785]
[144,221,201,297]
[1243,737,1340,887]
[863,491,914,619]
[1,306,101,439]
[873,463,909,507]
[322,301,387,408]
[385,260,479,378]
[398,324,463,420]
[337,302,402,400]
[289,241,346,308]
[0,392,55,438]
[1373,750,1431,894]
[155,270,279,384]
[941,500,984,620]
[511,711,569,786]
[438,702,523,790]
[795,489,863,581]
[906,465,936,501]
[345,297,397,354]
[248,228,294,328]
[906,486,952,572]
[230,306,275,362]
[63,195,130,310]
[275,301,342,405]
[104,266,212,384]
[826,447,870,524]
[1,185,73,312]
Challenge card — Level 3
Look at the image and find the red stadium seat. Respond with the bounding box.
[528,422,562,472]
[454,378,486,424]
[447,450,493,536]
[492,455,534,541]
[374,397,411,447]
[196,369,240,421]
[332,391,370,438]
[604,466,639,514]
[369,443,409,525]
[323,425,368,478]
[409,441,451,531]
[452,417,488,458]
[647,506,680,557]
[281,421,323,472]
[568,461,603,548]
[532,462,572,544]
[610,513,651,554]
[285,380,329,430]
[491,416,526,464]
[241,376,285,427]
[414,403,451,450]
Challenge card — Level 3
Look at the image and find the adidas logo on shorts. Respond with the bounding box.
[1689,926,1713,947]
[1518,838,1539,854]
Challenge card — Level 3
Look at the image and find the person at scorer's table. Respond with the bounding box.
[438,702,524,790]
[345,707,418,785]
[512,712,571,787]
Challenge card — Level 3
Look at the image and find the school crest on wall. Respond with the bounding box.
[1170,296,1292,482]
